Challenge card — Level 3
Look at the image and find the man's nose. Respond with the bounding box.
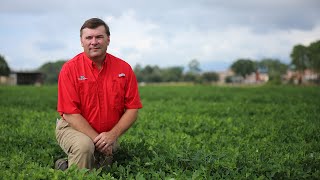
[91,37,98,45]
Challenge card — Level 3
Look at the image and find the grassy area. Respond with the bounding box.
[0,85,319,179]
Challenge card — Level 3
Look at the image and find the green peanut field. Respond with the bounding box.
[0,85,319,179]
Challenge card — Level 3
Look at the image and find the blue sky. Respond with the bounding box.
[1,0,319,72]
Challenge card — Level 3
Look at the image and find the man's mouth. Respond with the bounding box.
[90,47,100,51]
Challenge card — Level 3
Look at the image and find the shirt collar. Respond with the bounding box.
[83,52,109,69]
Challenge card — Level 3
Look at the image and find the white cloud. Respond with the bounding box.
[0,0,319,71]
[105,11,163,66]
[106,11,320,70]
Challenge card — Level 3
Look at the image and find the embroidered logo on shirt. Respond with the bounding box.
[118,73,125,77]
[78,75,88,80]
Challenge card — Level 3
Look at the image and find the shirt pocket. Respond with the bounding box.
[77,80,96,107]
[111,77,126,111]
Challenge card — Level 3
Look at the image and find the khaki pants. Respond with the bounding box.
[55,120,116,169]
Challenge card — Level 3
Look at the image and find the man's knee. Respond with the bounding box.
[73,136,95,155]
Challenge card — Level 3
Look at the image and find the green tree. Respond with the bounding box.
[134,64,143,82]
[188,59,201,74]
[258,59,287,75]
[183,72,198,82]
[162,66,184,82]
[201,72,219,83]
[290,44,310,71]
[0,54,10,76]
[141,65,162,82]
[38,60,66,84]
[231,59,256,78]
[258,58,288,84]
[183,59,201,83]
[308,40,320,73]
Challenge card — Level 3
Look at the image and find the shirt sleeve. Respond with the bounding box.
[124,66,143,109]
[57,64,81,116]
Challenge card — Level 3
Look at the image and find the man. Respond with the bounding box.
[55,18,143,170]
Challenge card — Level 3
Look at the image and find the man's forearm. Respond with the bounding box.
[63,113,99,141]
[110,109,139,138]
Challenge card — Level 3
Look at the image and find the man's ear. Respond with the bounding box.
[81,40,84,47]
[107,36,110,46]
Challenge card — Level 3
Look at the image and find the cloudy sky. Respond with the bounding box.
[1,0,319,72]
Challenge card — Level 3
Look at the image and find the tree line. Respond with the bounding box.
[229,58,288,84]
[133,59,219,84]
[291,40,320,73]
[0,39,319,84]
[133,39,320,84]
[229,39,320,84]
[290,40,320,83]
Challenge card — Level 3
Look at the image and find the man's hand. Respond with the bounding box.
[94,131,118,155]
[93,109,139,155]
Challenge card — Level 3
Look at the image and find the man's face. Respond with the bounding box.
[80,25,110,60]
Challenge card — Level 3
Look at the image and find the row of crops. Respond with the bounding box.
[0,85,319,179]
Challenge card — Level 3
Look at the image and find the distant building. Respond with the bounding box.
[283,69,319,84]
[217,69,234,84]
[217,69,269,84]
[2,71,44,85]
[245,69,269,84]
[0,76,9,84]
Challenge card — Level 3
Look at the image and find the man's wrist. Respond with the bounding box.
[90,133,99,141]
[111,126,122,139]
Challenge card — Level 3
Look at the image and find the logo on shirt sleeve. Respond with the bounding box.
[78,75,88,80]
[118,73,125,77]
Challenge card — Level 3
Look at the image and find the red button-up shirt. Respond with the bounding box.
[57,52,143,133]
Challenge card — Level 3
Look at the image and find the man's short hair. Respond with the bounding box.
[80,18,110,37]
